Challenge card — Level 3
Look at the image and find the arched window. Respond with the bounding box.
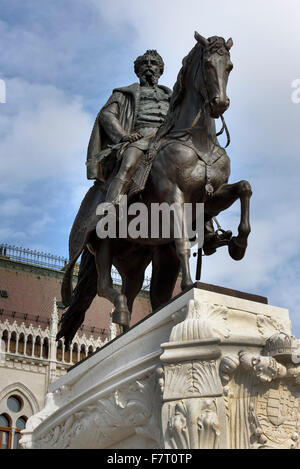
[88,345,94,356]
[80,344,86,361]
[18,333,25,355]
[0,413,11,449]
[0,396,28,449]
[9,332,17,353]
[1,330,8,353]
[56,340,63,361]
[64,344,70,363]
[42,338,49,359]
[14,416,27,449]
[34,336,41,357]
[25,335,33,355]
[72,343,78,363]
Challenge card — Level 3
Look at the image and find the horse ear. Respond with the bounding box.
[226,38,233,50]
[194,31,208,47]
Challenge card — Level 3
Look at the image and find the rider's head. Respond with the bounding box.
[134,50,164,86]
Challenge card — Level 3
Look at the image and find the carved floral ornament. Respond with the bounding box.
[165,398,220,449]
[169,299,230,342]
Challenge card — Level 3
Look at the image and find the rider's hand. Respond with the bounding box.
[121,132,142,143]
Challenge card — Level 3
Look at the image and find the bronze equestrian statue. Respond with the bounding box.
[57,33,252,347]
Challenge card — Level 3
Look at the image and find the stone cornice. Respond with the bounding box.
[0,257,69,282]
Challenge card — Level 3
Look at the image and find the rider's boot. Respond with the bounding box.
[105,176,130,206]
[101,176,130,220]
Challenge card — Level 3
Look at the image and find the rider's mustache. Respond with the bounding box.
[144,69,155,76]
[141,69,158,82]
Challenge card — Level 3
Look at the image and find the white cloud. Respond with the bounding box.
[0,78,92,193]
[0,78,93,248]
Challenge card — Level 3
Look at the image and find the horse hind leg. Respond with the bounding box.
[150,243,180,311]
[94,239,130,328]
[118,248,152,332]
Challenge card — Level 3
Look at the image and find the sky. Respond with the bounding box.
[1,0,300,332]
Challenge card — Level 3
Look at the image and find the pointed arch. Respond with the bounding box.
[0,383,40,414]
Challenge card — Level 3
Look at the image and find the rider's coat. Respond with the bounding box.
[86,83,172,181]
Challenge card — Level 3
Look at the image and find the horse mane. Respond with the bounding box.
[169,44,202,116]
[152,36,228,142]
[156,42,203,138]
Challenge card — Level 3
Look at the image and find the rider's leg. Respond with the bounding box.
[105,147,143,205]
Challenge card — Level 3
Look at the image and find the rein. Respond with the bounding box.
[217,114,230,148]
[168,113,230,148]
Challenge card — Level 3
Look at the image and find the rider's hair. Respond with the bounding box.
[134,50,164,77]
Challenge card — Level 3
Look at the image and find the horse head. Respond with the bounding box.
[194,32,233,118]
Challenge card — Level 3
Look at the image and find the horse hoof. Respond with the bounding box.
[112,308,130,327]
[203,229,232,256]
[228,236,247,261]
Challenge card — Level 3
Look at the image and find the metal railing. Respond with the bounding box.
[0,243,150,290]
[0,244,67,270]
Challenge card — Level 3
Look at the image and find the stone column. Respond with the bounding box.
[159,299,228,449]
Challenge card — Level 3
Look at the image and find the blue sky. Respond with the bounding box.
[1,0,300,332]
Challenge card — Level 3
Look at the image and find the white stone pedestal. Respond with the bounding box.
[21,287,300,449]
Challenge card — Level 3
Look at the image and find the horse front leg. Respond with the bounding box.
[205,180,252,260]
[229,180,252,260]
[94,239,130,329]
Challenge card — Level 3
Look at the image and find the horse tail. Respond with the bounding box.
[58,248,97,348]
[61,260,76,307]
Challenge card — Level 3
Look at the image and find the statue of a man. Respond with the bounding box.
[86,49,172,205]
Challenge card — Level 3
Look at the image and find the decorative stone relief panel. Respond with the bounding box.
[162,360,222,401]
[31,371,162,449]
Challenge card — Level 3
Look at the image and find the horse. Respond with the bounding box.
[58,32,252,344]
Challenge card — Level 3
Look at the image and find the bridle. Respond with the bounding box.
[168,44,231,148]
